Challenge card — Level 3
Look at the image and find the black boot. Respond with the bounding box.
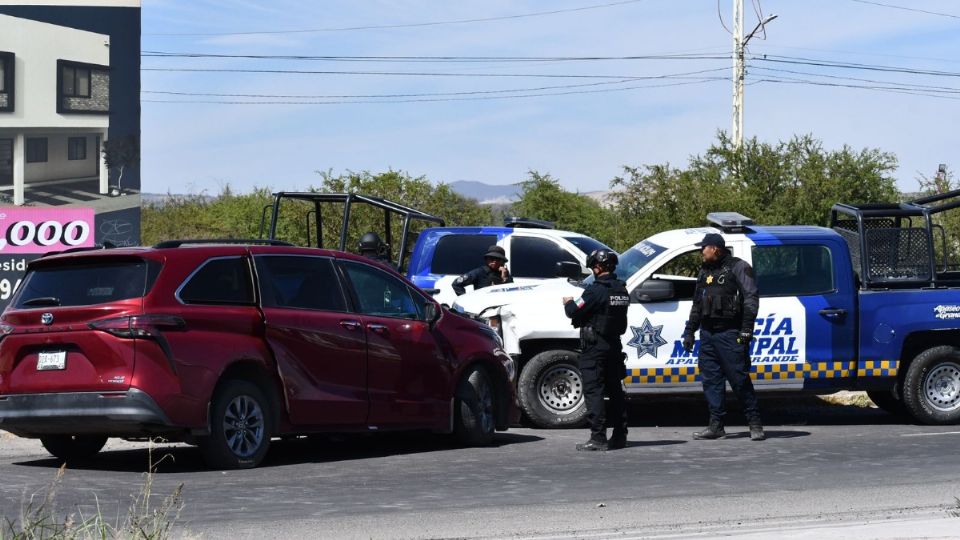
[692,420,726,440]
[749,422,766,441]
[608,430,628,450]
[576,435,608,451]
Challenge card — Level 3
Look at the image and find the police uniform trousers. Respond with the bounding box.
[698,327,761,424]
[579,336,628,440]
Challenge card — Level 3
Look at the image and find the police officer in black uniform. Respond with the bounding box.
[358,232,392,266]
[682,233,765,441]
[452,245,513,295]
[563,249,630,451]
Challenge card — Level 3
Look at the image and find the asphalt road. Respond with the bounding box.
[2,397,960,539]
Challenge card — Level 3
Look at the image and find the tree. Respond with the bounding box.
[509,171,620,248]
[101,135,140,195]
[609,132,899,247]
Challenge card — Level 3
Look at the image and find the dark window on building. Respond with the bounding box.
[67,137,87,160]
[254,255,346,311]
[26,138,47,163]
[62,64,91,98]
[179,257,255,305]
[341,261,421,319]
[0,56,6,92]
[431,234,498,275]
[510,236,579,278]
[752,245,835,297]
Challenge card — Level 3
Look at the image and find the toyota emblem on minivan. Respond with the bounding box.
[41,313,54,325]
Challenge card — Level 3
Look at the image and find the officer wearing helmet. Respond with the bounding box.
[562,249,630,451]
[681,232,765,441]
[452,245,513,296]
[358,232,392,266]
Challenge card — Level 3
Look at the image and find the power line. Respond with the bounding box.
[142,68,730,100]
[140,66,729,79]
[749,66,960,93]
[751,75,960,100]
[141,78,726,105]
[751,54,960,78]
[847,0,960,20]
[141,51,730,63]
[144,0,647,37]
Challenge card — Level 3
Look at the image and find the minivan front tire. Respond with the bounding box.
[198,380,273,469]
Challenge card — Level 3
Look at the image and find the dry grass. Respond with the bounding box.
[1,443,185,540]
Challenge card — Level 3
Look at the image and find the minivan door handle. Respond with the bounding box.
[819,308,847,320]
[366,323,389,335]
[339,320,361,331]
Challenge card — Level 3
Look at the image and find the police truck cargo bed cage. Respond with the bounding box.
[831,188,960,289]
[259,192,445,271]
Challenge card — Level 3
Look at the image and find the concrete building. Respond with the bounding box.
[0,13,110,206]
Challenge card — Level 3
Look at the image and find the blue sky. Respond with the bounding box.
[141,0,960,196]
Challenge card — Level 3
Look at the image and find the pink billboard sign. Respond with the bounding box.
[0,208,96,254]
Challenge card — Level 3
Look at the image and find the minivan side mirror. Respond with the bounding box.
[632,279,675,303]
[555,261,585,279]
[424,302,441,326]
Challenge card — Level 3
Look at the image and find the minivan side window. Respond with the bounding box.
[510,236,579,278]
[752,245,835,297]
[341,261,420,319]
[431,234,497,275]
[254,255,346,311]
[179,257,255,305]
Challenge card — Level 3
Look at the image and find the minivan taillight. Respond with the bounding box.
[88,315,186,338]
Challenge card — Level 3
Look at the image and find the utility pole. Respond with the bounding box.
[731,1,777,149]
[732,0,744,149]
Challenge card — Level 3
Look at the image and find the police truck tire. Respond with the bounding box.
[40,435,108,462]
[198,380,273,469]
[454,366,496,446]
[902,346,960,425]
[866,390,906,416]
[519,350,588,429]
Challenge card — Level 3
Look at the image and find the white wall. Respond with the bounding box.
[0,14,109,129]
[24,133,97,183]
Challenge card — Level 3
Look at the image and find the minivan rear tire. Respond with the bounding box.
[198,380,273,469]
[40,435,108,463]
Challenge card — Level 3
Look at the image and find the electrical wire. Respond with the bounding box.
[144,0,648,37]
[140,66,730,79]
[141,67,730,100]
[751,54,960,78]
[847,0,960,19]
[750,65,960,93]
[141,51,730,63]
[141,78,726,105]
[750,75,960,100]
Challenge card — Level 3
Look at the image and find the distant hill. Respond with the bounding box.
[447,181,522,204]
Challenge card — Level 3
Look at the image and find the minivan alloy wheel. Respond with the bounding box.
[222,394,265,458]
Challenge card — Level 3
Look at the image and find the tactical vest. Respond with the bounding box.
[590,277,630,337]
[699,258,742,321]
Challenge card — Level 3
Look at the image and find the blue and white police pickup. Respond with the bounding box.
[453,198,960,429]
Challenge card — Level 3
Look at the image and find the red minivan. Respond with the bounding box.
[0,241,518,469]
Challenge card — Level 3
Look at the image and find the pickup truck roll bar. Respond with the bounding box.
[259,192,445,270]
[831,188,960,289]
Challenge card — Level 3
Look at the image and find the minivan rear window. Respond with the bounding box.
[14,259,155,308]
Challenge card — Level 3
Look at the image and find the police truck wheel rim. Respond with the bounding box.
[222,395,265,458]
[923,361,960,412]
[537,365,583,414]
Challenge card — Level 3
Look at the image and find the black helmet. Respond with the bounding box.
[358,231,385,252]
[586,249,618,271]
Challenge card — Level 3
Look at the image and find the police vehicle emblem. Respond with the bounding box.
[627,318,667,358]
[41,313,54,325]
[706,275,714,284]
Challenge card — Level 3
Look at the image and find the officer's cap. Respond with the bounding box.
[695,233,726,249]
[483,245,508,262]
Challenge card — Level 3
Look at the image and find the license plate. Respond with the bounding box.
[37,351,66,371]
